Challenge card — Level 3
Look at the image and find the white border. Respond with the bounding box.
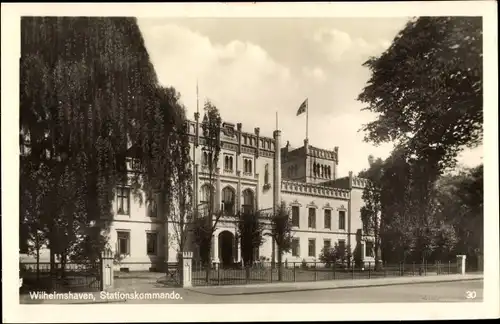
[2,2,498,322]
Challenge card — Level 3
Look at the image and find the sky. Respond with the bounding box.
[137,17,483,178]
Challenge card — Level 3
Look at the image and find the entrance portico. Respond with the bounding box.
[213,229,240,268]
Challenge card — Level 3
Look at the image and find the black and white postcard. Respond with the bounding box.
[2,2,498,323]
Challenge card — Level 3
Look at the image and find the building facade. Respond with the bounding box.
[106,114,374,271]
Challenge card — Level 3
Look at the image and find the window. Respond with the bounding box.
[292,238,300,257]
[308,239,316,257]
[146,232,158,255]
[253,246,260,261]
[365,241,374,257]
[264,164,270,184]
[117,187,130,215]
[338,239,346,252]
[202,152,209,166]
[222,186,235,215]
[324,209,331,229]
[200,185,214,213]
[338,210,346,230]
[243,158,253,174]
[224,155,234,172]
[147,196,157,218]
[324,239,331,251]
[117,231,130,255]
[291,206,300,227]
[242,189,254,214]
[308,208,316,229]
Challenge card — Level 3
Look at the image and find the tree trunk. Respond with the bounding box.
[35,234,41,281]
[374,237,381,271]
[277,247,283,281]
[60,251,66,279]
[50,243,55,277]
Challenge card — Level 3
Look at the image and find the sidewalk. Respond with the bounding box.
[188,273,483,296]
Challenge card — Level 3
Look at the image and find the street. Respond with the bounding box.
[121,279,483,304]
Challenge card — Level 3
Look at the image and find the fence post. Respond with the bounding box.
[368,261,371,279]
[314,262,318,281]
[100,248,114,291]
[333,262,336,280]
[456,255,466,275]
[181,252,193,288]
[351,262,354,279]
[270,263,273,283]
[293,263,296,282]
[245,266,250,284]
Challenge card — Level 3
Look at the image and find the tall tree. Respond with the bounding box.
[266,201,293,281]
[433,164,483,266]
[377,148,414,263]
[164,87,193,256]
[191,100,223,281]
[19,17,160,267]
[359,16,483,264]
[237,210,265,266]
[359,155,384,270]
[358,16,483,173]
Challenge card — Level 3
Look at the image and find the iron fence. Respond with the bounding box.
[191,260,466,287]
[20,262,101,293]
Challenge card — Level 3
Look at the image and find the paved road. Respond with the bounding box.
[119,279,483,304]
[22,279,482,304]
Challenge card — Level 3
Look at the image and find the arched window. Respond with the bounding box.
[243,158,253,174]
[200,184,214,214]
[203,152,209,166]
[222,186,235,215]
[327,166,331,179]
[242,189,254,214]
[264,163,269,184]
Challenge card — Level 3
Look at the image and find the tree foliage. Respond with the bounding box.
[237,211,265,266]
[358,17,483,172]
[319,243,351,267]
[358,17,483,266]
[361,150,483,265]
[266,201,293,280]
[19,17,160,265]
[192,100,222,267]
[359,155,384,269]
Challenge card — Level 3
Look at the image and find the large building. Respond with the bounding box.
[106,114,374,271]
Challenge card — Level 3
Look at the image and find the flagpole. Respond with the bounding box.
[276,111,278,130]
[306,98,309,141]
[196,78,199,114]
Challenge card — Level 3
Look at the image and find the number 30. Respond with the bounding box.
[466,291,477,299]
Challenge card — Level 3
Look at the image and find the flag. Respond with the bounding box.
[296,98,308,116]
